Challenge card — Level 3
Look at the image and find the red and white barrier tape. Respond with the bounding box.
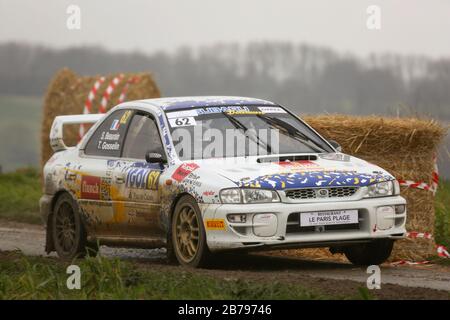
[398,180,433,192]
[118,76,140,104]
[79,77,105,140]
[431,154,439,194]
[437,245,450,258]
[99,74,125,113]
[391,260,431,266]
[391,231,450,266]
[406,231,433,240]
[391,156,445,266]
[398,154,439,195]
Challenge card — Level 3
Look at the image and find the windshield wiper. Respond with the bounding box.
[222,112,272,154]
[222,111,248,133]
[256,114,325,153]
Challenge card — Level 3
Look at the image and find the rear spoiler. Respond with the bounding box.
[50,114,104,152]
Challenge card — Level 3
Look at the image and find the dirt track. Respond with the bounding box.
[1,221,449,299]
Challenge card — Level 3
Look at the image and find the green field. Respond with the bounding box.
[436,180,450,249]
[0,168,42,224]
[0,95,42,172]
[0,251,336,300]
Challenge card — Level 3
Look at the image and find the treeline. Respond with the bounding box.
[1,41,450,119]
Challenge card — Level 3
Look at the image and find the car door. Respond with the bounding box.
[112,111,166,238]
[79,109,133,237]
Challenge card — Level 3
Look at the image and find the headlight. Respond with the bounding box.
[242,189,280,203]
[219,189,241,203]
[366,180,399,197]
[220,188,280,204]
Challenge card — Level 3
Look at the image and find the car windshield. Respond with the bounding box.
[166,105,333,160]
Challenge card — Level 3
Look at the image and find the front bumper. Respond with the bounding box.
[201,195,407,251]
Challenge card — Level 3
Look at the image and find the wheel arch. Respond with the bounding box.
[45,189,80,253]
[165,192,197,258]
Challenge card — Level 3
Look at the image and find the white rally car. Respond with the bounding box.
[41,96,407,267]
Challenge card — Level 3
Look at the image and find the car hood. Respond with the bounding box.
[191,154,395,190]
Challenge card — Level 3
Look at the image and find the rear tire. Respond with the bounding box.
[344,239,394,266]
[52,193,98,260]
[171,195,210,268]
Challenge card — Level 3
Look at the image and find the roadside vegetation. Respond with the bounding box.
[435,180,450,249]
[0,167,41,223]
[0,251,336,300]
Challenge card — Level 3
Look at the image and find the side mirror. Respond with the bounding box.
[145,151,166,164]
[328,140,342,152]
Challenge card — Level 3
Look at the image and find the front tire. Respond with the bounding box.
[344,239,394,266]
[52,193,97,260]
[171,195,210,267]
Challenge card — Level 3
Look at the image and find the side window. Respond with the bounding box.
[84,109,133,157]
[122,113,164,159]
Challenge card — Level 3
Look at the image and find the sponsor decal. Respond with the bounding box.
[277,160,322,171]
[196,106,250,115]
[158,111,176,165]
[183,172,202,187]
[100,177,111,201]
[257,106,287,114]
[125,168,160,190]
[107,159,120,169]
[110,119,120,131]
[171,163,200,182]
[81,176,101,200]
[203,190,215,196]
[120,110,132,124]
[226,110,263,116]
[205,219,225,230]
[127,190,158,202]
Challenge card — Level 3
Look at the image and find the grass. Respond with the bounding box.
[0,167,41,223]
[435,180,450,249]
[0,251,334,300]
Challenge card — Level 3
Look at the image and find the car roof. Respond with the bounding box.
[138,96,276,112]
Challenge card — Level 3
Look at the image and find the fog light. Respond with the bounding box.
[253,213,277,237]
[395,204,406,214]
[227,214,247,223]
[376,206,395,230]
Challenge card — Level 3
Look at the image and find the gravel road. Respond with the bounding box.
[1,221,449,299]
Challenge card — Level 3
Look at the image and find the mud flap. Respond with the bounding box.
[45,215,55,254]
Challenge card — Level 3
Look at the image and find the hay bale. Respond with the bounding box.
[41,68,161,168]
[286,114,447,261]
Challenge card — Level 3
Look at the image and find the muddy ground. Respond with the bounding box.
[0,220,449,300]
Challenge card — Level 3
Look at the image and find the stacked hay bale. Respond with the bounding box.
[298,115,447,261]
[41,68,161,168]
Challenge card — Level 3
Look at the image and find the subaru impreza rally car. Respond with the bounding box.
[40,96,407,267]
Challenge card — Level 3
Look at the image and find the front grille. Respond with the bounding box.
[286,212,360,234]
[285,186,358,200]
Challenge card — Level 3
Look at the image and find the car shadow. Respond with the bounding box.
[204,251,359,271]
[121,247,364,272]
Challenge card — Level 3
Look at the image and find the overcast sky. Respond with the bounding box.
[1,0,450,57]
